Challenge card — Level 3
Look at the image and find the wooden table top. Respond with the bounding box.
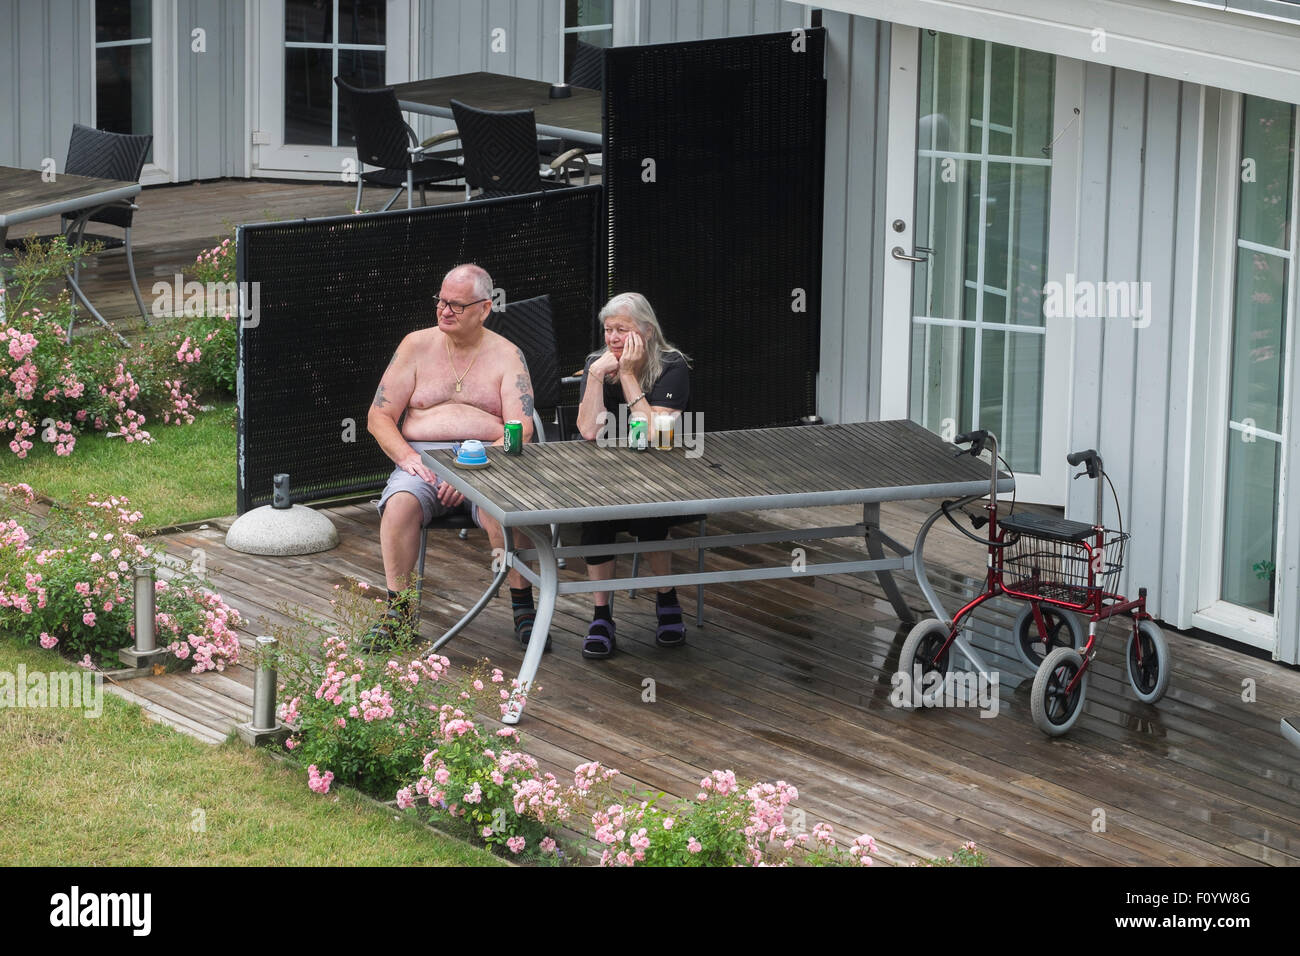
[391,72,602,146]
[0,165,141,229]
[424,420,1010,527]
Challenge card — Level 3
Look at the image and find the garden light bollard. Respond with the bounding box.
[252,635,278,731]
[237,636,289,746]
[133,562,156,652]
[117,563,169,670]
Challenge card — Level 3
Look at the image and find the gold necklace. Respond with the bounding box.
[445,336,482,393]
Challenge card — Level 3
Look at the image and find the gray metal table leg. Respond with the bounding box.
[862,501,914,624]
[502,523,557,725]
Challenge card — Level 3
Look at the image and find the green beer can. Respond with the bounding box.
[628,415,649,451]
[504,420,524,455]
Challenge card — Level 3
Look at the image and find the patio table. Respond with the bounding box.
[0,164,141,340]
[422,419,1013,724]
[390,72,603,149]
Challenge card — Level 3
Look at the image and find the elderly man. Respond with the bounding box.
[367,263,539,649]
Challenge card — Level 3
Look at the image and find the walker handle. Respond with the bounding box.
[953,429,989,457]
[1066,448,1102,478]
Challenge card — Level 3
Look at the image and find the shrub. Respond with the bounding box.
[0,234,238,460]
[0,482,241,669]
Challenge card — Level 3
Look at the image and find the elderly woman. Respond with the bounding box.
[575,292,691,659]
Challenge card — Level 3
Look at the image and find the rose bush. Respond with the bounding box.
[0,234,238,460]
[0,482,240,669]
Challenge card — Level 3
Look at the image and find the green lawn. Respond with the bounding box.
[4,402,237,529]
[0,640,503,866]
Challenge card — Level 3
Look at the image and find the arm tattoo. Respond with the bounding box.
[514,347,530,373]
[372,384,389,409]
[516,373,534,418]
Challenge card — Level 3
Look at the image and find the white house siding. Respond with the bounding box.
[175,0,245,180]
[417,0,562,82]
[0,0,243,181]
[636,0,807,43]
[1064,65,1206,636]
[817,10,890,424]
[0,0,94,170]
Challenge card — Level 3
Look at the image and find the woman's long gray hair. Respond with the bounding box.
[588,292,691,393]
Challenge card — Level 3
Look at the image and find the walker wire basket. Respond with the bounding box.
[998,512,1128,606]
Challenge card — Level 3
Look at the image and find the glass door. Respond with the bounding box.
[882,29,1073,503]
[254,0,410,176]
[1197,93,1296,648]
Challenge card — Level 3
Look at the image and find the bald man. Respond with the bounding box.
[367,263,540,649]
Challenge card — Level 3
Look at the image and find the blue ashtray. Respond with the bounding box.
[452,439,489,469]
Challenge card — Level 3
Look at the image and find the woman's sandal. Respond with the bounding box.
[655,603,687,647]
[515,611,551,652]
[582,618,617,659]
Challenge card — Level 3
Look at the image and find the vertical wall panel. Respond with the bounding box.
[818,11,889,424]
[0,0,91,169]
[639,0,804,43]
[176,0,245,180]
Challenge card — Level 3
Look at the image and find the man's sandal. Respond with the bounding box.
[361,607,419,653]
[655,602,687,647]
[581,618,617,659]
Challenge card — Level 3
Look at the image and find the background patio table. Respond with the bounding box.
[422,419,1013,723]
[390,72,603,148]
[0,164,142,328]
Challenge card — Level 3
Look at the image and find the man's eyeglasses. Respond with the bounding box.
[436,297,489,315]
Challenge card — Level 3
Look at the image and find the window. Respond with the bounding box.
[95,0,152,159]
[284,0,386,146]
[1219,95,1295,613]
[563,0,613,80]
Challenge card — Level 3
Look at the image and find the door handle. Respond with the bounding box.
[891,246,928,262]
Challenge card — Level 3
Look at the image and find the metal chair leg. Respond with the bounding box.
[629,545,639,598]
[124,227,149,326]
[415,527,428,620]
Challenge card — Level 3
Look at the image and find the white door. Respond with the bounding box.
[252,0,413,178]
[880,27,1078,504]
[1193,92,1297,653]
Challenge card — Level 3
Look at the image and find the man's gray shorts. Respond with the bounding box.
[376,441,482,527]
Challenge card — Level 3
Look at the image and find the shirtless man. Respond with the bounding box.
[367,263,539,648]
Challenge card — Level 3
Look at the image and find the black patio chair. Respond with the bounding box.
[568,38,606,91]
[450,99,589,201]
[412,294,569,640]
[334,76,462,211]
[6,123,153,340]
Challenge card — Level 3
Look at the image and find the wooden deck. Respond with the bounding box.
[134,497,1300,867]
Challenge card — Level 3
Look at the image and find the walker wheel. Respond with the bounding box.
[1126,620,1170,704]
[897,619,953,709]
[1031,647,1088,736]
[1013,603,1085,669]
